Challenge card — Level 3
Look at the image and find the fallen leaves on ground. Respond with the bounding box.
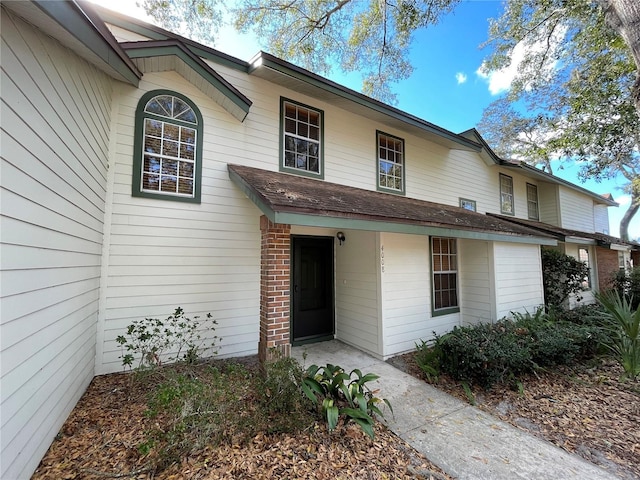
[392,354,640,479]
[32,358,452,480]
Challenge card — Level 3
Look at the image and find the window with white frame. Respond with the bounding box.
[377,131,405,194]
[281,99,323,177]
[500,174,514,215]
[432,237,459,313]
[527,183,539,220]
[578,247,591,289]
[133,90,202,202]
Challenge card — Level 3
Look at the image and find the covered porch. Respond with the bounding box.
[229,164,555,362]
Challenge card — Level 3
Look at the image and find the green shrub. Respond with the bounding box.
[301,364,392,439]
[115,307,219,370]
[435,320,532,388]
[596,290,640,380]
[258,356,318,433]
[610,266,640,310]
[426,308,603,388]
[541,248,591,309]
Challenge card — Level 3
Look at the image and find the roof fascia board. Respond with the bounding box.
[122,41,252,121]
[251,53,481,153]
[459,128,502,166]
[460,129,618,207]
[564,236,597,245]
[32,1,140,85]
[502,163,618,207]
[228,168,556,246]
[94,5,249,72]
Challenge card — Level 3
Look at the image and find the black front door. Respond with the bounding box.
[292,236,334,342]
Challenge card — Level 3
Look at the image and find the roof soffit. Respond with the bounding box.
[122,41,252,122]
[2,1,140,85]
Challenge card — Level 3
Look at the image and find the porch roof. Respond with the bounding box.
[487,214,636,250]
[228,164,557,245]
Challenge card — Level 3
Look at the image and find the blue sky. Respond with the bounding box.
[91,0,638,239]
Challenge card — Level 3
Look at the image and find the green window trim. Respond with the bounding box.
[430,237,460,316]
[459,198,476,212]
[376,130,406,195]
[526,183,539,220]
[279,97,324,179]
[499,173,515,215]
[132,89,204,203]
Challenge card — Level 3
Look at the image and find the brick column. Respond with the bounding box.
[259,215,292,363]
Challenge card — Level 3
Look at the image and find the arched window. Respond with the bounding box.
[132,90,203,202]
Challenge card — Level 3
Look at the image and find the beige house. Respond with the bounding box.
[0,2,632,477]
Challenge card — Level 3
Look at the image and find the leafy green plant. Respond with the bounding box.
[610,266,640,310]
[414,339,442,383]
[301,364,392,439]
[461,382,476,406]
[541,248,591,310]
[596,290,640,380]
[115,307,219,370]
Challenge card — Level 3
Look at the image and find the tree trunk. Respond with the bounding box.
[602,0,640,115]
[620,190,639,241]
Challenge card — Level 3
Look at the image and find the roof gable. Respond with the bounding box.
[121,40,252,122]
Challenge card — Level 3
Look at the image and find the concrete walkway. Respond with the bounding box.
[292,340,617,480]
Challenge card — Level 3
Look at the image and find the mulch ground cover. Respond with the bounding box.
[32,357,451,480]
[390,353,640,479]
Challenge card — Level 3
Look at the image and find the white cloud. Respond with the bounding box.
[615,194,631,207]
[455,72,467,85]
[477,26,565,96]
[475,42,527,95]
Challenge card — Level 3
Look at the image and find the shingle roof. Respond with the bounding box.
[487,213,638,248]
[228,164,556,243]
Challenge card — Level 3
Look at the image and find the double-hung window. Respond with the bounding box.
[377,131,405,194]
[133,90,203,202]
[500,174,514,215]
[281,98,323,178]
[432,237,459,314]
[527,183,539,220]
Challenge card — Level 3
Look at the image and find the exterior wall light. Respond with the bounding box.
[336,231,346,245]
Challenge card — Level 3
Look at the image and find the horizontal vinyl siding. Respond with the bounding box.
[380,233,459,358]
[334,230,380,356]
[558,186,596,232]
[99,72,262,373]
[1,10,111,479]
[538,182,559,226]
[459,239,493,325]
[594,205,610,234]
[493,243,544,318]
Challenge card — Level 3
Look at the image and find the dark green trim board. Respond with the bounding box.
[93,4,249,72]
[133,90,203,203]
[253,53,481,152]
[279,97,324,179]
[499,173,515,216]
[459,198,477,211]
[376,130,406,196]
[31,1,140,85]
[121,41,252,121]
